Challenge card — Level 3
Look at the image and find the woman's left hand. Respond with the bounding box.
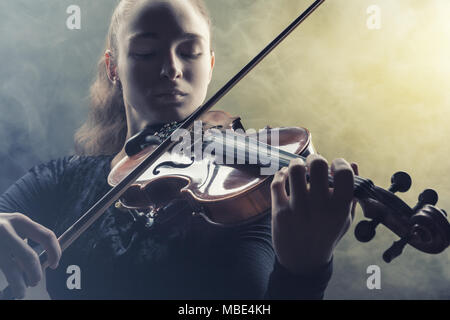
[270,154,358,275]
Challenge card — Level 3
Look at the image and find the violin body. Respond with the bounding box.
[108,111,315,225]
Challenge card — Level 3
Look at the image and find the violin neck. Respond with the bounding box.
[206,131,370,197]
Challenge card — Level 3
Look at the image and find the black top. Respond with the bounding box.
[0,155,332,299]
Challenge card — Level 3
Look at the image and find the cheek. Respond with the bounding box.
[126,61,157,86]
[186,62,211,96]
[120,60,159,103]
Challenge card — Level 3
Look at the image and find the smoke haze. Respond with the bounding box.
[0,0,449,299]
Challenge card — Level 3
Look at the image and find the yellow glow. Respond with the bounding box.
[206,0,450,298]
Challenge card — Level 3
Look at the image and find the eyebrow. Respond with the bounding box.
[128,32,205,42]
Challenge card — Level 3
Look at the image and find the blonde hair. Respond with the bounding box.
[74,0,212,156]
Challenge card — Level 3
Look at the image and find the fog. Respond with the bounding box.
[0,0,449,299]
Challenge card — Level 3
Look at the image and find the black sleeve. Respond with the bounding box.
[222,212,333,300]
[0,157,74,229]
[265,256,333,300]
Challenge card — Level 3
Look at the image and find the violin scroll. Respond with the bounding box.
[355,172,450,263]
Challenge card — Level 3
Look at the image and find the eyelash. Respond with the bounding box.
[132,53,156,59]
[132,52,203,60]
[181,52,203,59]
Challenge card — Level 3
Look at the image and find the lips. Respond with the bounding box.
[154,88,187,97]
[153,88,188,104]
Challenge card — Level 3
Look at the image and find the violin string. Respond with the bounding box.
[179,127,375,203]
[183,128,377,204]
[205,131,373,197]
[241,134,373,192]
[209,131,295,166]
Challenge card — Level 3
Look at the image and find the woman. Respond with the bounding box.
[0,0,357,299]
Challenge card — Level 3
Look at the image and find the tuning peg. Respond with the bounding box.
[383,237,408,263]
[354,218,380,242]
[412,189,438,213]
[382,223,431,263]
[389,171,411,193]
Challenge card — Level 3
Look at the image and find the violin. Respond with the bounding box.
[109,109,450,263]
[1,0,448,299]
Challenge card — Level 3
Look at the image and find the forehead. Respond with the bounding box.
[119,0,210,44]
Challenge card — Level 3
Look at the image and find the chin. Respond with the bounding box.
[153,105,194,122]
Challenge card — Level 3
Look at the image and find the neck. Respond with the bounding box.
[123,103,194,142]
[124,106,152,142]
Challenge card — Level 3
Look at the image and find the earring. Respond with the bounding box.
[114,76,122,91]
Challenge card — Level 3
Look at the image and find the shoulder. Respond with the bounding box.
[0,154,114,225]
[32,154,113,174]
[28,154,114,187]
[40,154,112,169]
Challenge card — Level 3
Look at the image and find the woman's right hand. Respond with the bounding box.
[0,213,61,299]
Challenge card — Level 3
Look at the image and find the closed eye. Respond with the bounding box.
[132,52,157,59]
[180,52,203,59]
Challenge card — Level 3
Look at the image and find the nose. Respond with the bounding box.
[160,51,183,80]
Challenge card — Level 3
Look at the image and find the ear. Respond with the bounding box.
[105,50,119,82]
[208,51,215,84]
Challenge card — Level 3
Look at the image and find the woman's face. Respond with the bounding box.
[115,0,214,123]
